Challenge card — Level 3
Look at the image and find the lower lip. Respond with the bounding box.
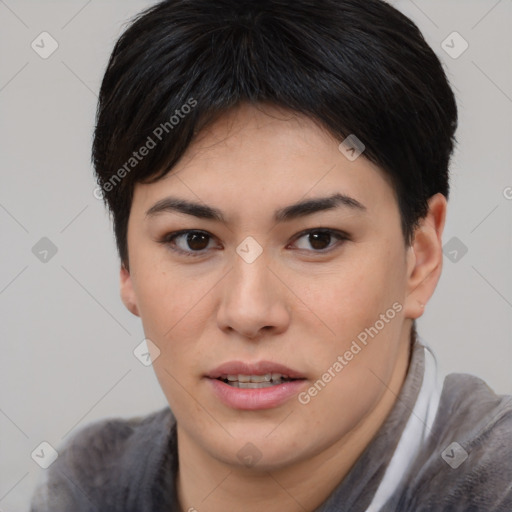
[206,378,307,410]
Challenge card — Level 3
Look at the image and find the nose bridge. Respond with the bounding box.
[217,244,289,337]
[230,233,271,294]
[229,246,274,309]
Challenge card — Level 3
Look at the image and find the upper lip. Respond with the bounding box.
[206,361,306,379]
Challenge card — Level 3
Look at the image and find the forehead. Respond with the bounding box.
[131,104,398,223]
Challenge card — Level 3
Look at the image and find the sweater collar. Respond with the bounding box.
[314,337,428,512]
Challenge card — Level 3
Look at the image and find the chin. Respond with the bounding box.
[209,429,307,470]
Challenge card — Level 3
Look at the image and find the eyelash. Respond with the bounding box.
[158,228,350,258]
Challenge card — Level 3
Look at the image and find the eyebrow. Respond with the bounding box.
[145,193,367,223]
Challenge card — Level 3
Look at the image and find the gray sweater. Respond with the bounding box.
[30,339,512,511]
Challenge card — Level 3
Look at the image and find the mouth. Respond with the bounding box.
[215,373,303,389]
[205,361,307,410]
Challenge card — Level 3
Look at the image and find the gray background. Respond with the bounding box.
[1,0,511,509]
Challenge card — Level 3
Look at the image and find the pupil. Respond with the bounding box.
[187,232,208,250]
[310,231,330,250]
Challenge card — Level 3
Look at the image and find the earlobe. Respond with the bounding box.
[403,193,447,320]
[120,264,140,317]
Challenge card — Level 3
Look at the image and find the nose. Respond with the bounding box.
[216,250,291,340]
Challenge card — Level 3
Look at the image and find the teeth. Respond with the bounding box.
[248,375,267,383]
[225,373,287,383]
[221,373,294,387]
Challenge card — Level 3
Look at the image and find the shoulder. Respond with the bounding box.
[395,373,512,511]
[30,406,174,511]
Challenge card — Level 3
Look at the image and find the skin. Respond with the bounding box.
[120,103,446,512]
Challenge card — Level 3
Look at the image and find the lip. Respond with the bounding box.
[205,360,307,410]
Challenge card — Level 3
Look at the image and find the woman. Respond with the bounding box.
[31,0,512,510]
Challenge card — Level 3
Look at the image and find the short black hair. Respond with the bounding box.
[92,0,458,267]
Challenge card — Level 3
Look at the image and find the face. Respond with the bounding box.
[121,103,428,471]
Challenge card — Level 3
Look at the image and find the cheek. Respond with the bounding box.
[305,254,401,329]
[132,265,209,417]
[132,253,201,332]
[297,250,405,378]
[133,270,174,331]
[131,262,216,370]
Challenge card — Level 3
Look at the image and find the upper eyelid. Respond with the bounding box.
[289,228,349,241]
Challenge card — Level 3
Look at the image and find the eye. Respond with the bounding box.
[159,228,349,258]
[160,230,217,258]
[290,229,349,253]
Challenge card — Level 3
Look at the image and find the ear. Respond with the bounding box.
[403,193,447,320]
[120,264,140,317]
